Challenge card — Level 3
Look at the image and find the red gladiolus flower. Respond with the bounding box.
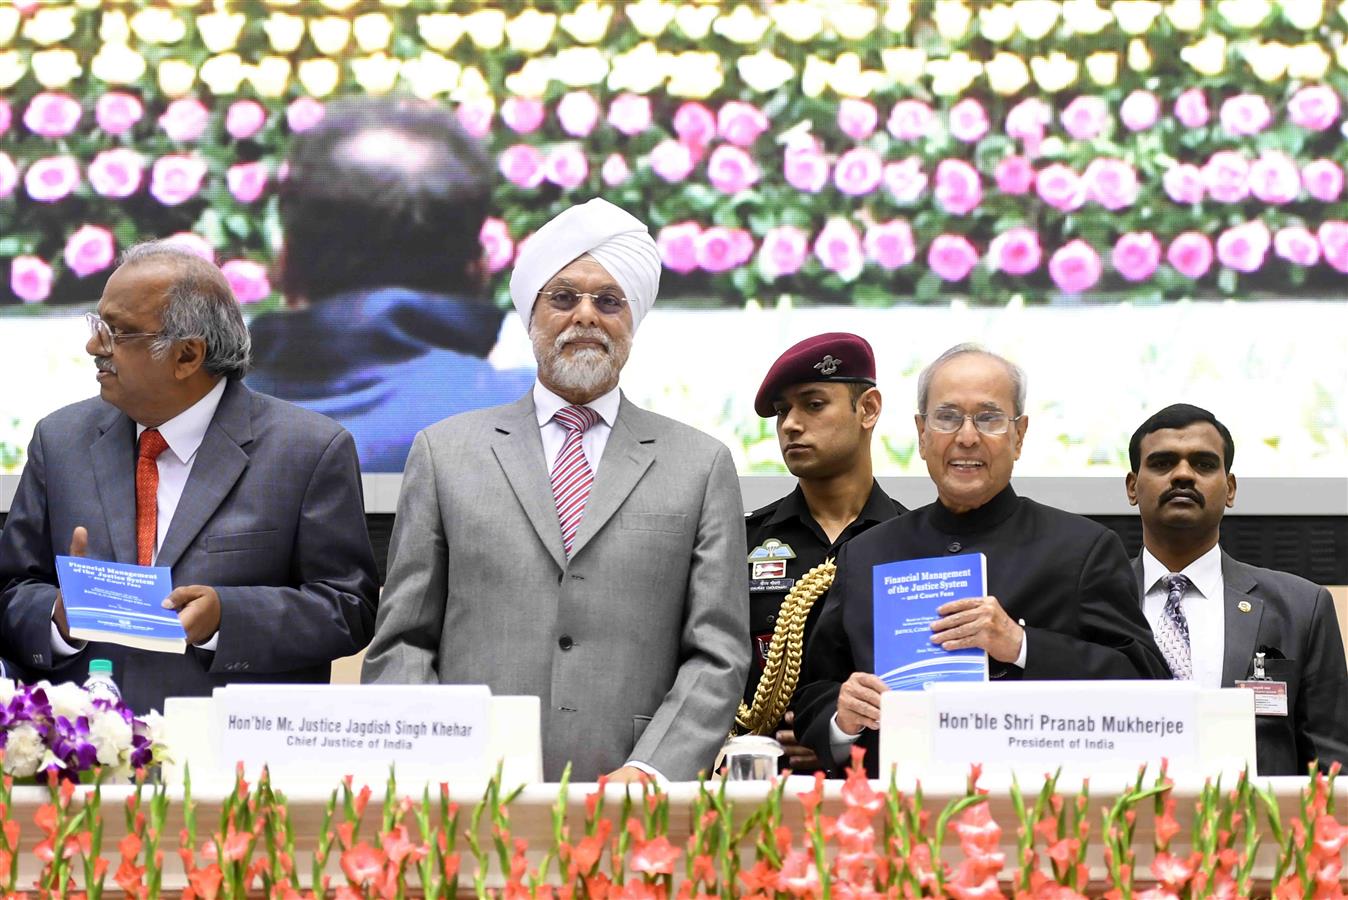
[776,849,820,897]
[340,842,386,887]
[1314,814,1348,856]
[631,834,680,876]
[188,864,224,900]
[1151,851,1197,888]
[740,859,778,893]
[954,801,1001,855]
[222,829,250,863]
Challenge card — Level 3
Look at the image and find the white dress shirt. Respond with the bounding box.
[1141,544,1226,689]
[54,379,227,656]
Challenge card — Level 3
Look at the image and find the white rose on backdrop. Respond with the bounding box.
[4,724,45,778]
[46,681,94,722]
[89,709,134,767]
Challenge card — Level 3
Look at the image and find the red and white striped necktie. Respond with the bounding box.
[550,405,601,557]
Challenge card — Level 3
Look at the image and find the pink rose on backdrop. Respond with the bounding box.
[286,97,325,133]
[673,101,716,149]
[96,92,143,135]
[1317,221,1348,272]
[1060,95,1109,141]
[1120,90,1160,132]
[10,256,52,303]
[707,144,759,193]
[696,226,753,273]
[1173,88,1209,129]
[1083,157,1138,210]
[717,101,769,147]
[544,144,589,189]
[1215,220,1271,273]
[164,232,214,261]
[883,157,927,203]
[650,139,695,182]
[887,99,934,141]
[25,156,80,202]
[1035,164,1085,212]
[1219,94,1272,137]
[1162,163,1205,204]
[479,218,514,274]
[455,97,494,139]
[1274,226,1320,267]
[64,225,115,278]
[783,144,829,193]
[0,100,10,136]
[88,148,144,198]
[987,227,1041,275]
[500,97,545,134]
[657,222,700,274]
[221,260,270,303]
[758,225,809,278]
[1286,85,1340,132]
[813,218,865,281]
[1202,151,1250,203]
[607,93,651,136]
[837,98,878,141]
[1112,232,1162,282]
[150,154,207,205]
[225,100,267,140]
[1005,98,1051,156]
[24,92,81,138]
[0,153,17,198]
[498,144,545,188]
[863,220,916,270]
[1167,232,1214,278]
[833,147,883,197]
[928,234,979,282]
[226,161,268,203]
[1248,152,1300,204]
[1048,240,1103,293]
[994,156,1035,195]
[1302,159,1344,202]
[159,98,210,142]
[934,158,982,215]
[557,91,599,137]
[601,153,630,186]
[948,97,989,143]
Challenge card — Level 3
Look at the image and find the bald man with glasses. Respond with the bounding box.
[793,343,1169,776]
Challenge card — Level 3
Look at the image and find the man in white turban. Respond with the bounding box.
[364,198,749,783]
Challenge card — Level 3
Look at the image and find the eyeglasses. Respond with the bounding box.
[922,408,1022,435]
[85,312,164,354]
[537,289,628,316]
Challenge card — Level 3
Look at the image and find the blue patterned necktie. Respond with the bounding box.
[1157,574,1193,680]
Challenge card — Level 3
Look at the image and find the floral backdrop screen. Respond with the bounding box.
[0,0,1345,480]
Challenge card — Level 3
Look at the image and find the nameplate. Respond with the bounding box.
[926,682,1200,770]
[212,685,491,779]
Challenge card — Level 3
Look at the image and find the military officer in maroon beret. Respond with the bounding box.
[738,332,906,771]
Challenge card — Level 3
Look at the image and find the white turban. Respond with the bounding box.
[508,198,661,332]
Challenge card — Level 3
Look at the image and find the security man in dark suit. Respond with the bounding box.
[1126,403,1348,775]
[739,333,905,771]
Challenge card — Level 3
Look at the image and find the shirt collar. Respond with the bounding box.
[135,378,227,465]
[533,380,620,429]
[1141,542,1224,601]
[766,481,899,529]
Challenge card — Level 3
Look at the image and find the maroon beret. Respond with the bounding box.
[754,332,877,417]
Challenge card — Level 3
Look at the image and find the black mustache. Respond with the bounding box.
[1161,487,1204,507]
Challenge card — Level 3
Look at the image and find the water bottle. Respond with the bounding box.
[83,658,122,705]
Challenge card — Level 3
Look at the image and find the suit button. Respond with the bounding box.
[947,541,962,553]
[558,635,574,651]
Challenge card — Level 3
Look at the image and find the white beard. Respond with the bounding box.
[532,324,630,399]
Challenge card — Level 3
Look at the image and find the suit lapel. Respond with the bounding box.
[568,396,654,560]
[91,408,137,564]
[491,394,567,571]
[155,380,252,569]
[1220,553,1264,686]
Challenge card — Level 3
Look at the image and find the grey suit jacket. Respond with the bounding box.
[1133,552,1348,775]
[0,379,380,713]
[362,392,749,782]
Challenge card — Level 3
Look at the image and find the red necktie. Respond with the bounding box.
[550,406,600,557]
[136,429,169,566]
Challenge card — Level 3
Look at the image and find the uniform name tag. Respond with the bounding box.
[1234,680,1289,716]
[749,577,795,593]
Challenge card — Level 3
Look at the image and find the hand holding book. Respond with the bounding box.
[930,595,1026,663]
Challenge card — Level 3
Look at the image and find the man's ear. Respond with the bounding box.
[914,412,928,460]
[174,338,207,380]
[858,387,882,430]
[1226,472,1237,509]
[1125,471,1138,506]
[1011,413,1029,460]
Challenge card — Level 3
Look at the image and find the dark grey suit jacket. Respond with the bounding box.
[0,379,379,713]
[1133,552,1348,776]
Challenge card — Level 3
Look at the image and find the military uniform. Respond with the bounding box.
[742,481,905,710]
